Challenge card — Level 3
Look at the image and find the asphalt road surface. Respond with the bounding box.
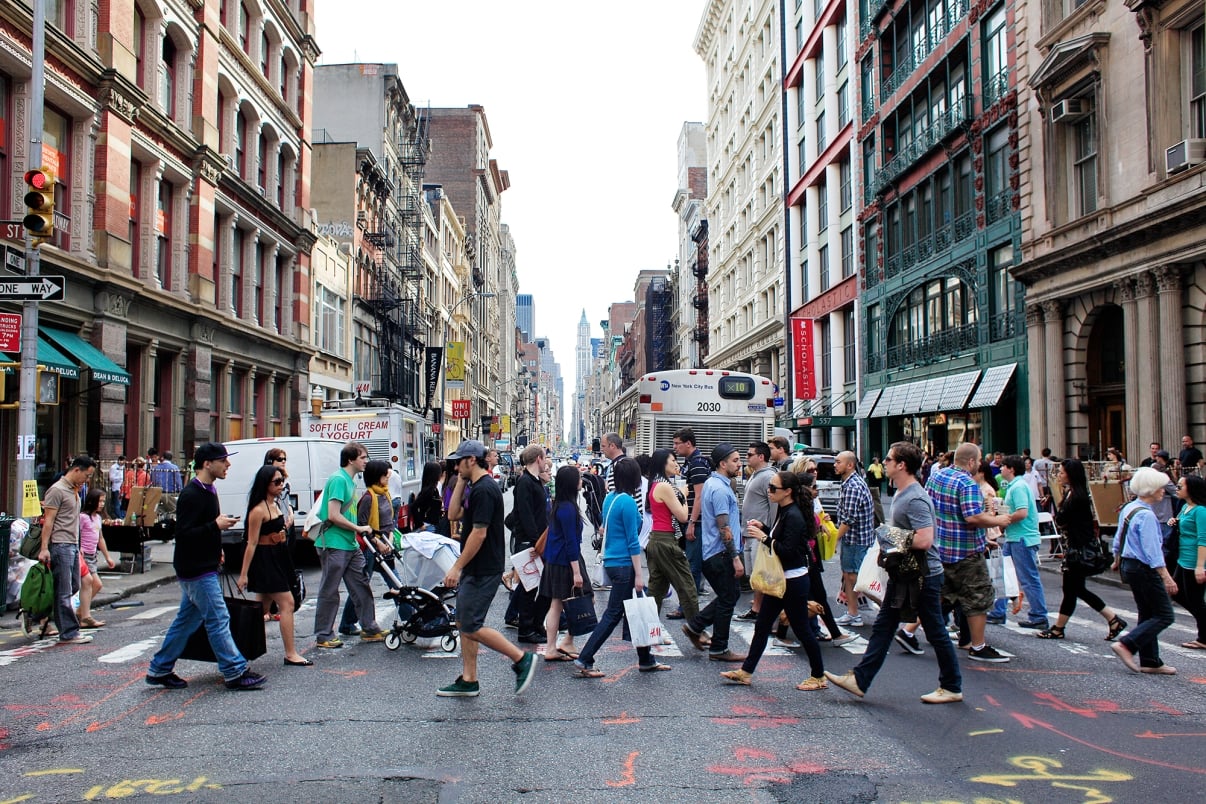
[3,520,1205,802]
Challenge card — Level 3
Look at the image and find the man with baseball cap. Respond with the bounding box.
[682,442,747,662]
[438,440,537,698]
[146,443,266,691]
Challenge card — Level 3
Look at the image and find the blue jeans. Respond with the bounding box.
[854,572,962,694]
[50,542,81,640]
[684,536,704,593]
[575,564,655,669]
[990,542,1048,623]
[149,573,247,682]
[1120,559,1176,668]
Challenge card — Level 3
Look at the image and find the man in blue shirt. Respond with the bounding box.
[682,443,746,662]
[989,455,1048,629]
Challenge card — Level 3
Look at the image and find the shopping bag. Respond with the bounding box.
[623,591,662,648]
[563,591,598,636]
[510,550,543,592]
[987,550,1020,600]
[818,515,839,561]
[750,542,786,598]
[590,559,611,589]
[180,595,267,662]
[853,542,887,604]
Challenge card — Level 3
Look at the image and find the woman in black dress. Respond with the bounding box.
[411,461,445,531]
[238,464,311,666]
[1037,459,1126,641]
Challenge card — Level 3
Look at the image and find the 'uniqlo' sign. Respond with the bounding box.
[791,317,816,400]
[451,399,471,419]
[0,312,20,352]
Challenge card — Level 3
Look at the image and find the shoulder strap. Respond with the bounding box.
[1117,507,1142,556]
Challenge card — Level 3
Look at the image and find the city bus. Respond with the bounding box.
[634,369,777,458]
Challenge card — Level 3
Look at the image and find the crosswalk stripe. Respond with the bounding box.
[98,637,160,664]
[130,606,177,620]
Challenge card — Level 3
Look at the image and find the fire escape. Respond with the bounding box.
[690,219,710,365]
[363,110,430,408]
[647,276,672,372]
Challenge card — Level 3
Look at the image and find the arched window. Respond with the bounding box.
[161,36,177,118]
[887,276,976,367]
[235,111,247,177]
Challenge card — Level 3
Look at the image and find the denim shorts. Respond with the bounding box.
[840,541,870,574]
[456,572,502,634]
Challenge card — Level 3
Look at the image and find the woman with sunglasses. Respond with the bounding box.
[721,470,827,691]
[1172,474,1206,650]
[264,448,294,540]
[239,464,311,666]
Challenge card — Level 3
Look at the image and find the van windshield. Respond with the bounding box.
[812,462,839,483]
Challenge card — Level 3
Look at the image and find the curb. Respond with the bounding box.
[95,572,178,609]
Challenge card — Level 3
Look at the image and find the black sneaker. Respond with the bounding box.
[968,645,1010,663]
[517,631,544,644]
[737,608,759,621]
[146,672,188,689]
[894,629,924,655]
[504,618,519,630]
[224,669,267,690]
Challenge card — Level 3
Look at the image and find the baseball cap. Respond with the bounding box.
[449,439,487,460]
[710,442,738,468]
[193,442,237,467]
[1156,450,1171,460]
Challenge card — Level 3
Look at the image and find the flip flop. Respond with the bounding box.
[542,653,574,662]
[284,657,315,666]
[1180,641,1206,650]
[638,663,672,672]
[79,617,106,628]
[572,667,605,678]
[556,647,580,660]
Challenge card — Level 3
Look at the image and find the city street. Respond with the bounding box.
[2,507,1205,803]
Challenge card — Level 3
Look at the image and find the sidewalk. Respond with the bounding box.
[93,540,179,608]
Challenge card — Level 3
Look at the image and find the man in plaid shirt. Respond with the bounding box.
[925,442,1013,663]
[835,451,876,627]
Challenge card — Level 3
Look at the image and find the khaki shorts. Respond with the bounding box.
[941,553,995,616]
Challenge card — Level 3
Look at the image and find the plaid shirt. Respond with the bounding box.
[925,465,986,563]
[837,472,876,547]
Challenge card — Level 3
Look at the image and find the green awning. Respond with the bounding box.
[4,336,80,379]
[41,327,130,386]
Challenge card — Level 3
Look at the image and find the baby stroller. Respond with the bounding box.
[357,531,460,653]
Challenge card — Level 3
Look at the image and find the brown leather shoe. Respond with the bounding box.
[681,624,709,651]
[708,650,747,662]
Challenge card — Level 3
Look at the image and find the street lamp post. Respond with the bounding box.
[442,291,496,454]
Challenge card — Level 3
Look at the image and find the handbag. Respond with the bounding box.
[1064,545,1111,575]
[533,528,549,559]
[179,576,266,662]
[291,569,307,610]
[750,541,786,598]
[817,515,839,561]
[18,523,43,561]
[563,591,598,636]
[622,591,662,648]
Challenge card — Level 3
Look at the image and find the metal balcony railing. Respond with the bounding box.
[984,68,1010,107]
[986,190,1014,224]
[886,322,978,368]
[880,0,969,101]
[883,210,974,281]
[990,309,1021,340]
[876,99,972,193]
[862,94,876,125]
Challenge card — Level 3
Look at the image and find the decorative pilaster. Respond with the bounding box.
[263,241,280,333]
[243,228,261,325]
[1041,300,1066,457]
[1120,278,1140,460]
[1134,272,1161,451]
[1155,265,1187,448]
[1026,303,1047,453]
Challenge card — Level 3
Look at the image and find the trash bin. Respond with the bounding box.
[0,515,15,610]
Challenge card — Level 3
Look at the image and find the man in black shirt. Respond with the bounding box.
[440,440,536,698]
[1177,436,1203,473]
[146,443,266,691]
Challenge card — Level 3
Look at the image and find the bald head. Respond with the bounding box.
[834,451,858,478]
[953,442,981,470]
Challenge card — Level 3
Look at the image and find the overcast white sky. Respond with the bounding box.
[313,0,708,425]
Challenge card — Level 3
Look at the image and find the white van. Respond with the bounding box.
[213,437,352,563]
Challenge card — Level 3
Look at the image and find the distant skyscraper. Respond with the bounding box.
[574,310,591,447]
[516,294,534,340]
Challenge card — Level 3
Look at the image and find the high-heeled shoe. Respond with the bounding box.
[1106,616,1127,641]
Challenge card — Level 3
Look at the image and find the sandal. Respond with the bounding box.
[542,653,574,662]
[572,667,605,679]
[1106,616,1127,641]
[720,669,751,685]
[555,647,580,660]
[79,617,106,628]
[638,662,672,672]
[796,676,828,691]
[1036,625,1065,640]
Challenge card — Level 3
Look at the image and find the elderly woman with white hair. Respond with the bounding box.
[1111,467,1179,675]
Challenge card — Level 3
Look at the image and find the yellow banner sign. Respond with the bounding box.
[446,342,466,382]
[22,479,41,518]
[501,415,511,433]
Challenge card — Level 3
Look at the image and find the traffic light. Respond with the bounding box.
[23,168,55,245]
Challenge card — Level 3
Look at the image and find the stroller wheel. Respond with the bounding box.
[401,630,418,644]
[384,632,401,651]
[442,634,458,653]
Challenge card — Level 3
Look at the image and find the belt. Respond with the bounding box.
[259,532,287,546]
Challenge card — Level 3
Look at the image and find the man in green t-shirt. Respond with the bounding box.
[312,443,385,649]
[989,455,1048,629]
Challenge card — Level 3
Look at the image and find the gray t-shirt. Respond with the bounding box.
[888,480,942,576]
[742,466,775,528]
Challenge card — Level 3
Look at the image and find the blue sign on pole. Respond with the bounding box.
[773,397,785,407]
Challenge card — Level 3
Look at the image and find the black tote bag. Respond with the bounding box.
[179,576,266,662]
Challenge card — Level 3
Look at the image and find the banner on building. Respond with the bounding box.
[423,347,443,412]
[501,414,511,434]
[451,399,471,419]
[445,342,465,388]
[792,317,817,400]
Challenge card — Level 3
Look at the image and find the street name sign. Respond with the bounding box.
[0,275,64,300]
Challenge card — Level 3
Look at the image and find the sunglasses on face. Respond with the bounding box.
[768,484,784,491]
[270,478,285,486]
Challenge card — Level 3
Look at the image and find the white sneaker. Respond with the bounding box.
[835,613,864,627]
[59,634,94,644]
[772,637,801,648]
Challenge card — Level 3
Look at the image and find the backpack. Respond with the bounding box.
[20,562,54,619]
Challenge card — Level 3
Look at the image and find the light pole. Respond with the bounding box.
[441,291,496,454]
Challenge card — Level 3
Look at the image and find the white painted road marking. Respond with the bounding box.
[130,606,177,620]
